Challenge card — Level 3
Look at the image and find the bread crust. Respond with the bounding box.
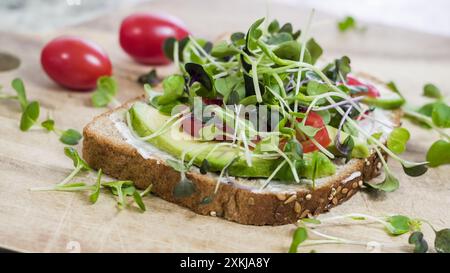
[82,98,400,226]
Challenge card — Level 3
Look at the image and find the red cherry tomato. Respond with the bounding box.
[119,13,189,65]
[295,112,331,153]
[346,75,380,98]
[41,36,112,91]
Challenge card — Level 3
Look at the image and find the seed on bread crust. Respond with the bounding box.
[341,188,349,194]
[284,194,297,204]
[347,189,354,198]
[294,202,302,214]
[300,209,310,218]
[305,194,312,200]
[276,193,286,201]
[332,197,338,205]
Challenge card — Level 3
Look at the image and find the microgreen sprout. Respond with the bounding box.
[58,147,91,186]
[41,117,82,145]
[289,213,449,253]
[91,76,120,108]
[337,16,366,33]
[141,16,450,191]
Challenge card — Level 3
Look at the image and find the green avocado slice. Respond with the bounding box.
[128,102,336,180]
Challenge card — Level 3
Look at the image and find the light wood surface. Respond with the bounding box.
[0,0,449,253]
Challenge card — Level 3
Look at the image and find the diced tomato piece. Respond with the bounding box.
[346,75,380,98]
[295,112,331,153]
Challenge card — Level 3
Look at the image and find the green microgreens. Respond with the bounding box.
[289,213,449,253]
[0,78,41,131]
[386,127,410,154]
[337,16,366,33]
[2,78,86,145]
[149,16,449,190]
[423,83,442,99]
[41,117,82,145]
[91,76,120,108]
[58,147,91,186]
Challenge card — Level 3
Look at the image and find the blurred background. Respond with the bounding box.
[1,0,449,36]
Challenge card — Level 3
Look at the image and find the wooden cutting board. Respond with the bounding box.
[0,0,449,253]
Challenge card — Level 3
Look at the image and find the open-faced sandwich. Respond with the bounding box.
[83,18,430,225]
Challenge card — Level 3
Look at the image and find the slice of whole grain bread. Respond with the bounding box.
[82,93,401,226]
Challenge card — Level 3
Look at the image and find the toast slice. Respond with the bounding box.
[82,86,401,226]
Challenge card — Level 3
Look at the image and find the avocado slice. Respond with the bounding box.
[326,125,370,158]
[129,102,337,180]
[129,102,278,177]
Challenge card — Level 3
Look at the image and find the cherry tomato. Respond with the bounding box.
[119,13,189,65]
[41,36,112,91]
[295,112,331,153]
[346,75,380,98]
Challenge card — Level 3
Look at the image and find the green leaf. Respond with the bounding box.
[91,76,118,107]
[173,178,196,198]
[409,231,428,253]
[163,37,189,62]
[316,110,330,125]
[426,140,450,167]
[387,127,410,154]
[102,180,134,208]
[41,119,55,132]
[296,123,321,138]
[64,147,90,171]
[322,56,352,82]
[386,81,404,99]
[185,63,213,92]
[435,228,450,253]
[59,129,82,145]
[423,83,442,99]
[279,23,293,34]
[268,19,280,33]
[210,41,239,58]
[288,227,308,253]
[431,102,450,128]
[230,32,245,46]
[158,75,185,105]
[306,38,323,64]
[214,75,240,98]
[133,191,146,212]
[306,80,331,104]
[402,163,428,177]
[385,215,412,235]
[166,159,188,172]
[11,78,28,111]
[366,172,399,192]
[19,100,40,131]
[266,32,292,45]
[337,16,356,32]
[284,138,303,160]
[246,18,265,51]
[273,41,309,62]
[89,169,102,204]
